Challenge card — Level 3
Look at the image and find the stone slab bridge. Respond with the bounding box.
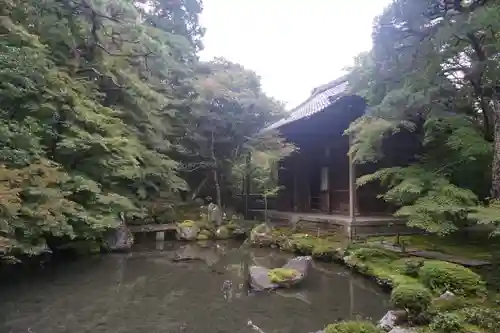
[129,224,177,241]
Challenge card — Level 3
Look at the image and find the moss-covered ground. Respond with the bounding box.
[251,225,500,333]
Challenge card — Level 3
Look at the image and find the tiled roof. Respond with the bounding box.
[260,78,350,134]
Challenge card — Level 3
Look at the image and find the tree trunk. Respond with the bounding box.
[491,100,500,199]
[211,130,222,206]
[264,195,268,222]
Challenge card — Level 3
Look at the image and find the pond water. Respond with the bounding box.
[0,241,389,333]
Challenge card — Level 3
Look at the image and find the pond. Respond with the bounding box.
[0,241,389,333]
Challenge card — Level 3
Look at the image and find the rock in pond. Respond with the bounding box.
[172,244,220,266]
[104,215,134,252]
[249,256,312,291]
[176,220,200,241]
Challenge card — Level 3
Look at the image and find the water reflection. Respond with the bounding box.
[0,241,389,333]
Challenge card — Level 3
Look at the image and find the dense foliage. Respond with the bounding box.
[347,0,500,236]
[0,0,286,259]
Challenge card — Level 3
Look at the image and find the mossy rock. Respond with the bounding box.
[268,268,300,284]
[215,226,231,239]
[250,223,274,246]
[198,229,213,238]
[176,220,200,241]
[196,234,210,241]
[179,220,197,228]
[419,260,486,297]
[324,321,384,333]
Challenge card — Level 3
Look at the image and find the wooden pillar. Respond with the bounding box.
[348,136,357,239]
[321,146,330,212]
[244,151,251,219]
[293,159,298,212]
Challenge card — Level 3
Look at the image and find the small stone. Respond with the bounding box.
[438,291,456,300]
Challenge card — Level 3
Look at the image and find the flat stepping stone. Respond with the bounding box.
[369,243,491,267]
[407,250,491,267]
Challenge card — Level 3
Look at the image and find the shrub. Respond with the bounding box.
[419,260,486,297]
[399,258,424,277]
[429,313,463,333]
[390,284,432,316]
[429,296,471,313]
[324,321,383,333]
[459,306,500,331]
[351,247,399,262]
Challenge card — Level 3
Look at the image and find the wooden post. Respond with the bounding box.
[348,136,357,239]
[244,151,251,219]
[349,277,354,318]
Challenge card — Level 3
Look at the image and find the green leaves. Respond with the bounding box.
[346,0,500,236]
[0,0,205,257]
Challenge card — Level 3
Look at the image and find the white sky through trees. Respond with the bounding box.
[200,0,390,110]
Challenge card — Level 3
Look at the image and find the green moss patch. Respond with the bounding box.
[178,220,197,228]
[343,247,419,288]
[272,231,345,259]
[267,268,300,284]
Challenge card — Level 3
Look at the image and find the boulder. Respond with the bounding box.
[105,215,134,252]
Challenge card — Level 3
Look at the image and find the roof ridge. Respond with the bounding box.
[258,76,351,134]
[310,74,349,96]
